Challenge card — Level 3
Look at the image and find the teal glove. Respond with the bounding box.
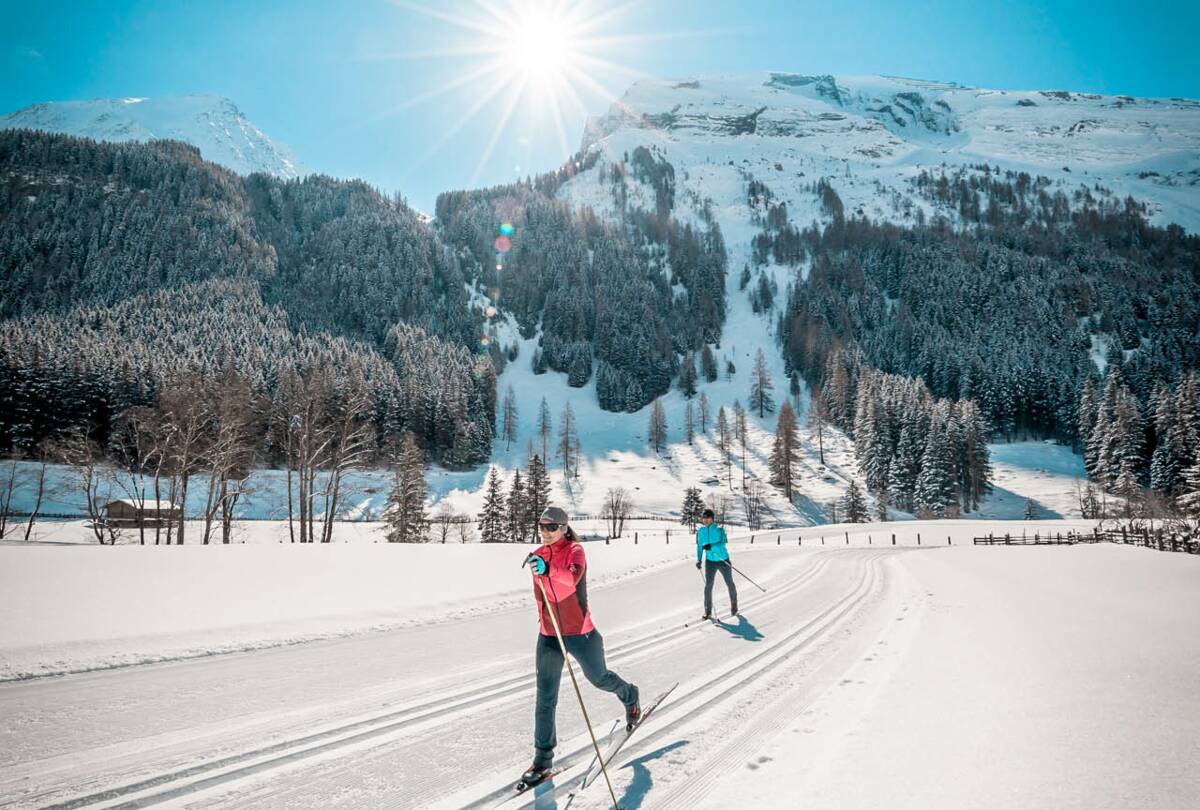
[530,556,548,576]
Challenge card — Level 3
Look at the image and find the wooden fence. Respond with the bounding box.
[974,527,1200,555]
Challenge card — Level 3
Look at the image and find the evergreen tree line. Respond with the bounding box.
[1,130,493,463]
[475,455,552,543]
[1,129,479,347]
[435,152,727,413]
[1078,366,1200,515]
[820,349,993,518]
[779,190,1199,448]
[0,279,495,466]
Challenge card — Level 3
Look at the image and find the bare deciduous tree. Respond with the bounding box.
[55,428,120,545]
[603,487,633,538]
[0,460,19,539]
[743,479,768,530]
[433,501,455,544]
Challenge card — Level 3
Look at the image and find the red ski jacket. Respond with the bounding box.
[531,537,594,636]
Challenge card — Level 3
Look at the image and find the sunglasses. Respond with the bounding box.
[539,522,562,532]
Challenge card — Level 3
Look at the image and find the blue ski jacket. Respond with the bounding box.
[696,523,730,563]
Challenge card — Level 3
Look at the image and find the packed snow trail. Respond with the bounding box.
[0,546,874,808]
[4,541,1193,809]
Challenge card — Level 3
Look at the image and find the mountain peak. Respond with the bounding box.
[0,94,310,179]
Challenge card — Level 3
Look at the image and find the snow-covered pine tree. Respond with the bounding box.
[1178,460,1200,518]
[698,392,710,434]
[701,344,718,383]
[1077,376,1097,456]
[888,417,924,512]
[386,432,428,543]
[854,395,891,496]
[750,348,775,417]
[477,467,507,542]
[680,487,704,530]
[875,487,891,522]
[1107,390,1145,502]
[1087,369,1122,482]
[843,480,868,523]
[914,413,957,518]
[954,399,993,512]
[501,385,518,450]
[524,454,551,538]
[679,352,697,398]
[506,469,525,542]
[1023,497,1037,520]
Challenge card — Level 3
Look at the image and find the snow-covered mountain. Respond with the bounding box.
[575,73,1200,231]
[0,94,310,179]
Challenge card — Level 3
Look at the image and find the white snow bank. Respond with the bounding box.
[701,543,1200,810]
[0,528,690,680]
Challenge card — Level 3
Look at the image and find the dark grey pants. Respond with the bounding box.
[704,560,738,615]
[533,630,637,767]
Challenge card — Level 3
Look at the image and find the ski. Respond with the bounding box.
[573,718,621,787]
[684,616,720,628]
[576,682,679,792]
[514,768,564,793]
[487,767,565,808]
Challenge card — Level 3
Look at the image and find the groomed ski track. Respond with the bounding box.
[0,545,919,810]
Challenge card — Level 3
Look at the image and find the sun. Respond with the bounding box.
[387,1,705,184]
[502,5,577,88]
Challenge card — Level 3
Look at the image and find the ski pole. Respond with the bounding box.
[525,556,622,810]
[729,561,767,593]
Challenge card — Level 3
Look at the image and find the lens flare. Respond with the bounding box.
[484,305,498,318]
[494,235,512,253]
[499,222,515,236]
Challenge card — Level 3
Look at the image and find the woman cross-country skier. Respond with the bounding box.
[519,506,640,789]
[696,508,738,620]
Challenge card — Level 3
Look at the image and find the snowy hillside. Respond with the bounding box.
[577,73,1200,230]
[455,73,1187,526]
[0,94,309,178]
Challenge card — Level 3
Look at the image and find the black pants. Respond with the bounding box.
[533,630,637,767]
[705,559,738,615]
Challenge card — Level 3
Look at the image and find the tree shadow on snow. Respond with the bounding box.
[614,739,691,809]
[713,615,764,642]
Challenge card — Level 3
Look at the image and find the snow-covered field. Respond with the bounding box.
[2,521,1196,809]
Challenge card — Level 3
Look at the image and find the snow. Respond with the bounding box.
[0,94,310,179]
[0,525,688,680]
[1,525,1195,809]
[699,544,1200,810]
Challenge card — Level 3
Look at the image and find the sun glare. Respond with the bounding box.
[504,8,575,85]
[389,1,707,184]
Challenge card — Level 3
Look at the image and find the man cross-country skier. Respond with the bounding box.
[696,508,737,620]
[519,506,640,789]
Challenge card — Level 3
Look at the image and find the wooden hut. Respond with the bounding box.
[104,499,181,527]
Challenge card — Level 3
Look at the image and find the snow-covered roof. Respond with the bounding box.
[105,499,179,510]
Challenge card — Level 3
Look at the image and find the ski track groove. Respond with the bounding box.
[648,554,892,810]
[26,556,832,810]
[460,551,888,810]
[219,555,839,810]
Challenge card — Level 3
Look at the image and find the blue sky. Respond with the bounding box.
[3,0,1197,212]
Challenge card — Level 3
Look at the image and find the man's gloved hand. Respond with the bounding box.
[702,543,711,551]
[529,556,548,576]
[695,561,702,570]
